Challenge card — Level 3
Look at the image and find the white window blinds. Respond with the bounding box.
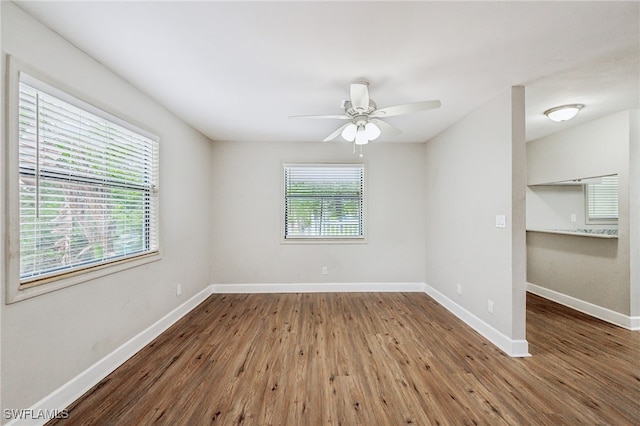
[586,175,618,222]
[284,164,364,239]
[18,75,159,283]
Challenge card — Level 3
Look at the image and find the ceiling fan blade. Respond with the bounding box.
[370,100,441,118]
[289,114,350,119]
[323,122,352,142]
[350,82,370,113]
[369,118,401,136]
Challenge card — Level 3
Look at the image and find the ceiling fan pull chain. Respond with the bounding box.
[359,145,364,158]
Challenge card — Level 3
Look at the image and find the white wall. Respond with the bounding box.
[1,2,212,416]
[0,2,4,415]
[629,110,640,321]
[526,185,586,230]
[526,111,632,315]
[424,87,527,342]
[210,141,427,286]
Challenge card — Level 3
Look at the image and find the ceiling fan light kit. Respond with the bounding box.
[290,81,441,153]
[544,104,584,122]
[341,123,357,142]
[365,122,381,140]
[355,126,368,145]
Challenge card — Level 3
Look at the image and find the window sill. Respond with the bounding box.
[6,251,161,304]
[281,237,367,245]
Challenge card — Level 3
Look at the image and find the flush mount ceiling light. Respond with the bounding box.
[544,104,584,122]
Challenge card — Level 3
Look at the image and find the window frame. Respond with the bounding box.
[281,163,367,244]
[5,57,161,304]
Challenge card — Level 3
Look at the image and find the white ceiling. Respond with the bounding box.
[15,1,639,143]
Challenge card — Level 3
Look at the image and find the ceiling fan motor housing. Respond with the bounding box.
[343,100,377,118]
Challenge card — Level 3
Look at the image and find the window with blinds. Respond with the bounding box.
[18,74,159,284]
[585,175,618,223]
[284,164,364,239]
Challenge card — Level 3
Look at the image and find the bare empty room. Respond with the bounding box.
[1,1,638,425]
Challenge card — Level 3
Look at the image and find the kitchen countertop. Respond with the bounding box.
[526,228,618,239]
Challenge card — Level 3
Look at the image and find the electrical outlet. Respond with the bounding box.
[176,284,182,297]
[456,284,462,295]
[488,299,494,314]
[322,266,328,275]
[570,213,577,223]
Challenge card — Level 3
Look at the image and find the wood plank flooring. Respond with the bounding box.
[49,293,639,425]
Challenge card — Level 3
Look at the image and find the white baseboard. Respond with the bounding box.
[211,282,426,293]
[8,286,214,426]
[527,282,639,331]
[424,283,530,358]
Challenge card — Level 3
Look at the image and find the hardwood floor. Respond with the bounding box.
[49,292,639,425]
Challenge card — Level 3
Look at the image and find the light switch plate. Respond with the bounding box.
[495,215,506,228]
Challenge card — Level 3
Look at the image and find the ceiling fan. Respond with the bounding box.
[289,81,441,145]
